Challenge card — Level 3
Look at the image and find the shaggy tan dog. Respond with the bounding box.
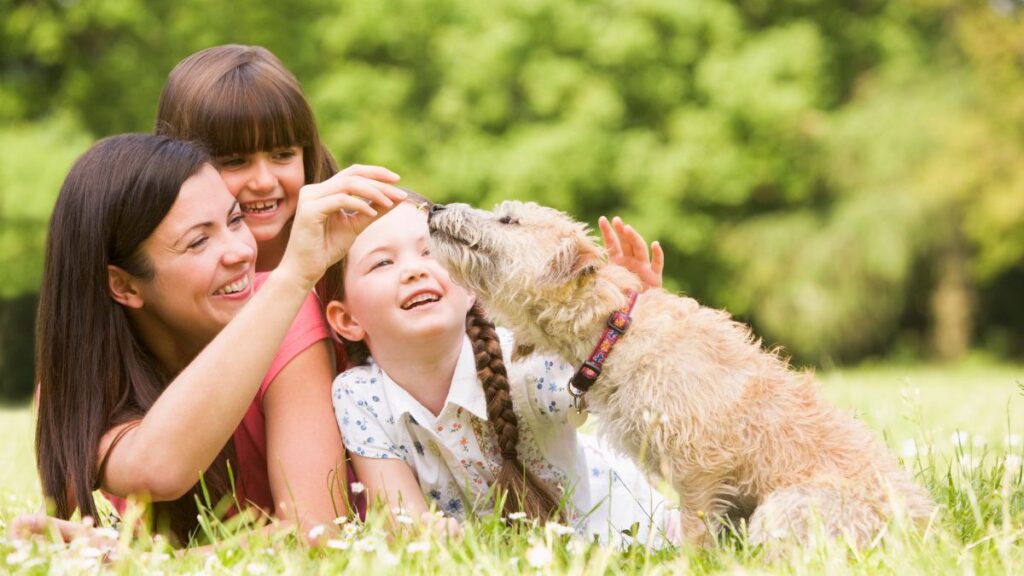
[427,200,934,549]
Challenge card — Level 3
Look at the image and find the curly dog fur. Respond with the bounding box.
[428,200,934,549]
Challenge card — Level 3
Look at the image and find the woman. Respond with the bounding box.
[30,133,404,544]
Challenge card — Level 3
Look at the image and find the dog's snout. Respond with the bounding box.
[428,203,446,220]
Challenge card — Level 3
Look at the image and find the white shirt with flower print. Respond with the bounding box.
[332,328,674,543]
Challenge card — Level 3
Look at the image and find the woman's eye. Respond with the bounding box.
[370,258,393,271]
[188,236,209,250]
[229,213,245,226]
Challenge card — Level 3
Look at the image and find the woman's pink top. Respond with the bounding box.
[232,273,330,509]
[106,274,330,513]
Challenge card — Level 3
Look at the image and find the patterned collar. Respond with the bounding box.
[568,289,639,395]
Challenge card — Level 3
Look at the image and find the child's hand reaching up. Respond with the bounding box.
[599,216,664,289]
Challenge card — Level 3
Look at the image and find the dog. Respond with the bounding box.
[427,200,934,549]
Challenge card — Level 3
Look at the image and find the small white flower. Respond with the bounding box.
[308,524,326,540]
[951,431,970,448]
[6,550,29,566]
[326,539,351,551]
[93,527,120,540]
[343,523,359,537]
[247,562,268,575]
[350,482,366,494]
[396,514,414,526]
[1006,455,1022,471]
[333,515,348,525]
[406,541,430,554]
[901,439,918,458]
[354,538,377,552]
[508,512,528,521]
[377,549,400,566]
[546,522,575,537]
[525,543,553,568]
[566,538,587,554]
[79,546,106,559]
[1006,434,1022,447]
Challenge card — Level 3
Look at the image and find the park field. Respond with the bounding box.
[1,360,1023,574]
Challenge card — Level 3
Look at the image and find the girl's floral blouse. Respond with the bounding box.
[333,328,671,541]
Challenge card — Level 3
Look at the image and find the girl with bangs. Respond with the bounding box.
[143,45,401,532]
[156,44,373,271]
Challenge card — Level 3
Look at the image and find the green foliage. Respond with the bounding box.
[1,0,1022,365]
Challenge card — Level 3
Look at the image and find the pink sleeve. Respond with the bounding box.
[256,289,331,405]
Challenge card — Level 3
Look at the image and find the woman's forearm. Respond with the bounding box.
[101,271,310,499]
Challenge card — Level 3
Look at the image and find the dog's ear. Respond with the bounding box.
[542,237,602,285]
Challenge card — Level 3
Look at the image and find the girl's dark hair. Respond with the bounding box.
[318,193,561,521]
[36,133,236,544]
[155,44,337,185]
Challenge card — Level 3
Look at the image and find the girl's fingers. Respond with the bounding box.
[338,164,401,182]
[624,224,650,261]
[598,216,622,258]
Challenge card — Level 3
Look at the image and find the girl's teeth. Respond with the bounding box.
[242,200,279,213]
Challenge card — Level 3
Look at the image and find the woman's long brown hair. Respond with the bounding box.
[155,44,337,184]
[36,134,237,544]
[319,193,561,521]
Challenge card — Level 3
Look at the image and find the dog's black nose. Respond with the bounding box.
[428,203,446,220]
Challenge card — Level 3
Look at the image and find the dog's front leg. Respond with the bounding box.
[675,480,736,548]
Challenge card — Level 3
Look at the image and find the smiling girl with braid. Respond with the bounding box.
[321,192,678,543]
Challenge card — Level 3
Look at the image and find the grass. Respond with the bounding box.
[2,360,1023,574]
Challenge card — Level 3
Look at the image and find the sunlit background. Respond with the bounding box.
[2,0,1023,403]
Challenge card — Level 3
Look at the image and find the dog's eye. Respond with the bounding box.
[498,215,519,225]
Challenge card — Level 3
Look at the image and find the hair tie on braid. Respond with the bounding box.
[501,447,519,460]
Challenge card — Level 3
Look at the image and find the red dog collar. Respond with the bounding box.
[569,289,638,395]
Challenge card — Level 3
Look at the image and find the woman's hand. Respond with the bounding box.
[8,513,118,550]
[279,165,406,290]
[599,216,664,289]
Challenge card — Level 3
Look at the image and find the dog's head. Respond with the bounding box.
[428,201,603,302]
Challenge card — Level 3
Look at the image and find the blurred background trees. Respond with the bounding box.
[1,0,1022,399]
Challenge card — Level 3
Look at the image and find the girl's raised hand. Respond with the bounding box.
[599,216,664,289]
[278,166,406,290]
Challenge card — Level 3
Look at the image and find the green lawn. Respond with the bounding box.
[2,361,1023,574]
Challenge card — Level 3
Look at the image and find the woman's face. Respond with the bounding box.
[132,165,258,343]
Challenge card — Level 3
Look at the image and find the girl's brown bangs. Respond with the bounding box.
[199,74,314,158]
